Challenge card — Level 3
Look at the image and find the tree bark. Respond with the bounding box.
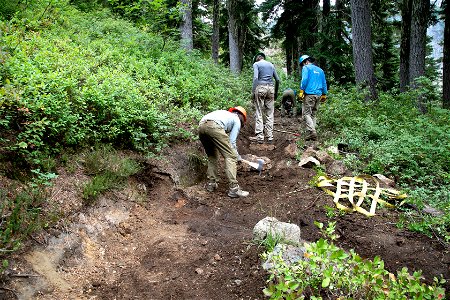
[400,0,412,92]
[409,0,429,112]
[350,0,378,100]
[409,0,428,85]
[227,0,242,73]
[180,0,193,51]
[443,0,450,109]
[211,0,220,63]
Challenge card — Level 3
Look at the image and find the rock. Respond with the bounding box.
[253,217,301,245]
[300,147,316,161]
[262,243,307,270]
[316,150,333,165]
[327,146,339,155]
[422,205,444,217]
[298,156,320,168]
[373,174,395,187]
[327,160,347,175]
[284,142,298,158]
[195,268,204,275]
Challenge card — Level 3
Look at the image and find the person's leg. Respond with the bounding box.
[302,94,318,140]
[253,85,266,142]
[199,125,220,188]
[311,96,320,128]
[205,125,249,197]
[204,125,238,187]
[265,85,275,142]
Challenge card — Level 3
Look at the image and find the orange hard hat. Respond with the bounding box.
[228,106,247,123]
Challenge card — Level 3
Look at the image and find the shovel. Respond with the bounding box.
[241,158,264,175]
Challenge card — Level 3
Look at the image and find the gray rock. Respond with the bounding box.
[253,217,301,245]
[298,156,320,168]
[262,243,307,270]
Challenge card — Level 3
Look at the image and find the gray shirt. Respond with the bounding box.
[252,59,280,92]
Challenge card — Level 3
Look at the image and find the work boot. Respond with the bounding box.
[228,186,249,198]
[206,182,218,192]
[249,136,263,144]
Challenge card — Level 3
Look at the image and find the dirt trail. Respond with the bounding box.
[1,112,449,300]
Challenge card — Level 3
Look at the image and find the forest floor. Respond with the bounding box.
[1,111,449,300]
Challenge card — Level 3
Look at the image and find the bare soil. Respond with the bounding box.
[1,112,449,300]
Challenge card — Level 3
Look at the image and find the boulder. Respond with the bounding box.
[316,150,333,165]
[327,160,347,175]
[298,156,320,168]
[262,243,307,270]
[284,142,298,159]
[253,217,301,245]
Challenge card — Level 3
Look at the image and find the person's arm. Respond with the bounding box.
[273,67,280,100]
[300,66,309,92]
[228,120,241,159]
[252,63,259,93]
[322,72,328,95]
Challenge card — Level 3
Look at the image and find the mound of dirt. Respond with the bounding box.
[1,111,448,299]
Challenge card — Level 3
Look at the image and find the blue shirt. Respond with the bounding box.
[300,64,328,96]
[200,110,241,155]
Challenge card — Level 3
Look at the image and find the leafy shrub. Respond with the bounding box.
[262,222,446,299]
[0,1,249,171]
[319,88,450,241]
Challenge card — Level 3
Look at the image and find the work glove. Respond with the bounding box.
[297,90,304,101]
[320,95,327,103]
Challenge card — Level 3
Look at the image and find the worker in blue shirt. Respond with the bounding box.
[298,55,328,141]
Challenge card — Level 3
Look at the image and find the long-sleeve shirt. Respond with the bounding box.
[300,64,328,96]
[200,110,241,155]
[252,60,280,93]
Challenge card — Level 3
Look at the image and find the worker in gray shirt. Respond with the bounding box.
[250,52,280,144]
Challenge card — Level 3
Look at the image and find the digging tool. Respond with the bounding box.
[273,129,301,137]
[241,158,264,175]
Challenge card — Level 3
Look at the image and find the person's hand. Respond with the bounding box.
[297,90,304,101]
[320,95,327,103]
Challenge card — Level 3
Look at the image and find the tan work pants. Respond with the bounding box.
[254,84,275,141]
[302,94,321,134]
[198,121,238,188]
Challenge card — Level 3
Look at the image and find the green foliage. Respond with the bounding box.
[262,222,446,299]
[320,87,450,241]
[0,186,47,254]
[81,144,141,204]
[0,1,249,171]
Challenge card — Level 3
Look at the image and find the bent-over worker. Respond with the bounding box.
[198,106,249,198]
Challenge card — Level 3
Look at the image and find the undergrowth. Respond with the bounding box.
[262,222,446,299]
[319,84,450,242]
[0,0,249,171]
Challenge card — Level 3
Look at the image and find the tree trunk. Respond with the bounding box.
[211,0,220,63]
[400,0,412,92]
[443,0,450,109]
[227,0,242,73]
[409,0,429,112]
[350,0,378,101]
[319,0,331,72]
[180,0,193,51]
[409,0,428,84]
